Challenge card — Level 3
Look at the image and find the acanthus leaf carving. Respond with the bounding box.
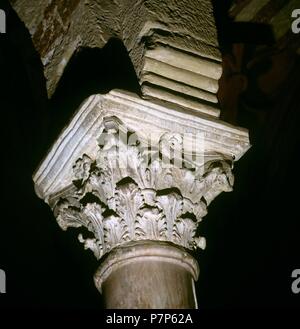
[104,215,129,250]
[156,193,183,240]
[136,207,167,240]
[114,181,144,240]
[173,217,197,249]
[53,116,234,259]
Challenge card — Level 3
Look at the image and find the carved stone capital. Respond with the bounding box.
[53,117,234,259]
[33,90,250,262]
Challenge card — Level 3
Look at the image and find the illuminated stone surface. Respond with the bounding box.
[24,0,251,309]
[12,0,222,112]
[33,89,250,308]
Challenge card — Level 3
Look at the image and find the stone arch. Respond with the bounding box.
[11,0,223,113]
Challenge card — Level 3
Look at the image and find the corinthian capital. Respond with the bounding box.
[34,90,249,261]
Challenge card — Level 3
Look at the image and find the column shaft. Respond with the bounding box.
[95,242,199,309]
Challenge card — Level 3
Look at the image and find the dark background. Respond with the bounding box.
[0,0,299,311]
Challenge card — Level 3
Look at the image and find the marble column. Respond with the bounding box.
[96,241,199,308]
[33,90,250,308]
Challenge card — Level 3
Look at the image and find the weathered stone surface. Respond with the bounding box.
[118,0,222,110]
[10,0,50,36]
[11,0,222,111]
[11,0,116,96]
[33,89,250,259]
